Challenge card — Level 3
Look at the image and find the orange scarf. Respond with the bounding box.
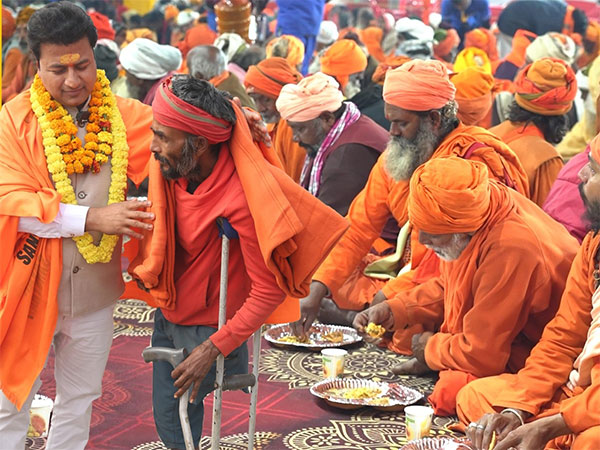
[0,93,150,410]
[209,70,230,88]
[130,102,349,321]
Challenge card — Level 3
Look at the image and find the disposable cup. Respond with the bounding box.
[405,405,434,440]
[321,348,347,378]
[28,394,53,438]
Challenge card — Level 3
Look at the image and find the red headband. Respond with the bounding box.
[152,78,233,144]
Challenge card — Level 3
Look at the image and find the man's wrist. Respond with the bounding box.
[501,408,526,426]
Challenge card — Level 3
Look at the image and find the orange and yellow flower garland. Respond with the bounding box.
[30,69,129,264]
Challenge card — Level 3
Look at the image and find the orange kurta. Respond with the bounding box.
[490,121,563,207]
[0,92,152,410]
[268,118,306,183]
[457,232,600,448]
[313,122,529,354]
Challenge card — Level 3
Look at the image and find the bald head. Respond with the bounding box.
[187,45,226,81]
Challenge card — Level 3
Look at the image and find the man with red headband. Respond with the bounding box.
[490,57,576,207]
[353,156,577,416]
[291,60,529,356]
[460,134,600,450]
[130,75,347,449]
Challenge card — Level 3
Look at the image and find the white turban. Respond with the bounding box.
[525,32,577,65]
[120,38,182,80]
[176,10,199,27]
[395,17,434,42]
[213,33,248,62]
[317,20,339,45]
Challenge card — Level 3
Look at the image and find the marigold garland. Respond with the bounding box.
[30,70,129,264]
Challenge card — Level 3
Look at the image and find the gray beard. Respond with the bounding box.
[383,121,438,182]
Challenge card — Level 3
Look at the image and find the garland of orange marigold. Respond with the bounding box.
[30,69,129,264]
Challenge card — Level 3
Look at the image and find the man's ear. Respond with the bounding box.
[194,136,209,155]
[319,111,336,127]
[428,109,442,129]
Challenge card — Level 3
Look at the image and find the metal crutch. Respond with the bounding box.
[142,347,195,450]
[211,218,260,450]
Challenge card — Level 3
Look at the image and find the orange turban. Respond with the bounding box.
[276,72,344,122]
[383,59,456,111]
[514,57,577,116]
[451,67,495,125]
[16,6,35,26]
[177,24,218,58]
[464,28,499,61]
[244,57,302,99]
[2,7,15,40]
[266,35,305,68]
[359,26,385,62]
[372,55,412,85]
[165,4,179,22]
[434,28,460,59]
[320,39,368,89]
[408,157,492,234]
[453,47,492,74]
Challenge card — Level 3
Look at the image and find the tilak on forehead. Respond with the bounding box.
[59,53,81,65]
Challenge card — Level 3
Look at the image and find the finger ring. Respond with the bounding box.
[476,424,485,430]
[468,422,478,428]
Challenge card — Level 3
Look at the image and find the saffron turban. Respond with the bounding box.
[266,35,305,68]
[178,24,218,58]
[359,26,386,62]
[453,47,492,74]
[245,57,302,99]
[15,6,35,25]
[525,32,577,65]
[383,59,456,111]
[276,72,344,122]
[164,4,179,22]
[464,28,499,61]
[408,157,492,234]
[451,67,495,125]
[317,20,339,45]
[89,11,115,41]
[120,38,182,80]
[371,55,411,85]
[2,7,15,40]
[514,57,577,116]
[152,77,233,144]
[434,28,460,59]
[320,39,368,89]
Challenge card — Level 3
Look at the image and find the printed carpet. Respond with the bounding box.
[26,299,462,450]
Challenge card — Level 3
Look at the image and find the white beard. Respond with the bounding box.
[383,120,438,182]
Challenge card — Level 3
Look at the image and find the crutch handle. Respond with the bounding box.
[221,374,256,391]
[142,346,188,368]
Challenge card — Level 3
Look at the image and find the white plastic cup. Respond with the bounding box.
[405,405,434,440]
[321,348,347,378]
[28,395,53,438]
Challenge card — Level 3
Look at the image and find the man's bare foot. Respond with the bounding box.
[391,357,433,376]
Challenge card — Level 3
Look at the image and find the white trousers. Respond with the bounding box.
[0,304,114,450]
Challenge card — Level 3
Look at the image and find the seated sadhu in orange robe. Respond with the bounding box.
[353,156,578,416]
[451,67,496,129]
[490,57,574,207]
[290,60,529,355]
[244,57,306,182]
[459,136,600,450]
[130,76,348,447]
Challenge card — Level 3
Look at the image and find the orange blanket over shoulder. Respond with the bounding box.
[130,102,349,323]
[0,92,152,410]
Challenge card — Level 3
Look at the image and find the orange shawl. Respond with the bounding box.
[0,93,152,410]
[131,102,348,320]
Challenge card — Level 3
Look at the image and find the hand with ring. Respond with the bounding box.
[466,413,521,450]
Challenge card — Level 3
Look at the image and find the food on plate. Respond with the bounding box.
[365,322,386,338]
[278,335,311,344]
[321,330,344,343]
[326,386,382,399]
